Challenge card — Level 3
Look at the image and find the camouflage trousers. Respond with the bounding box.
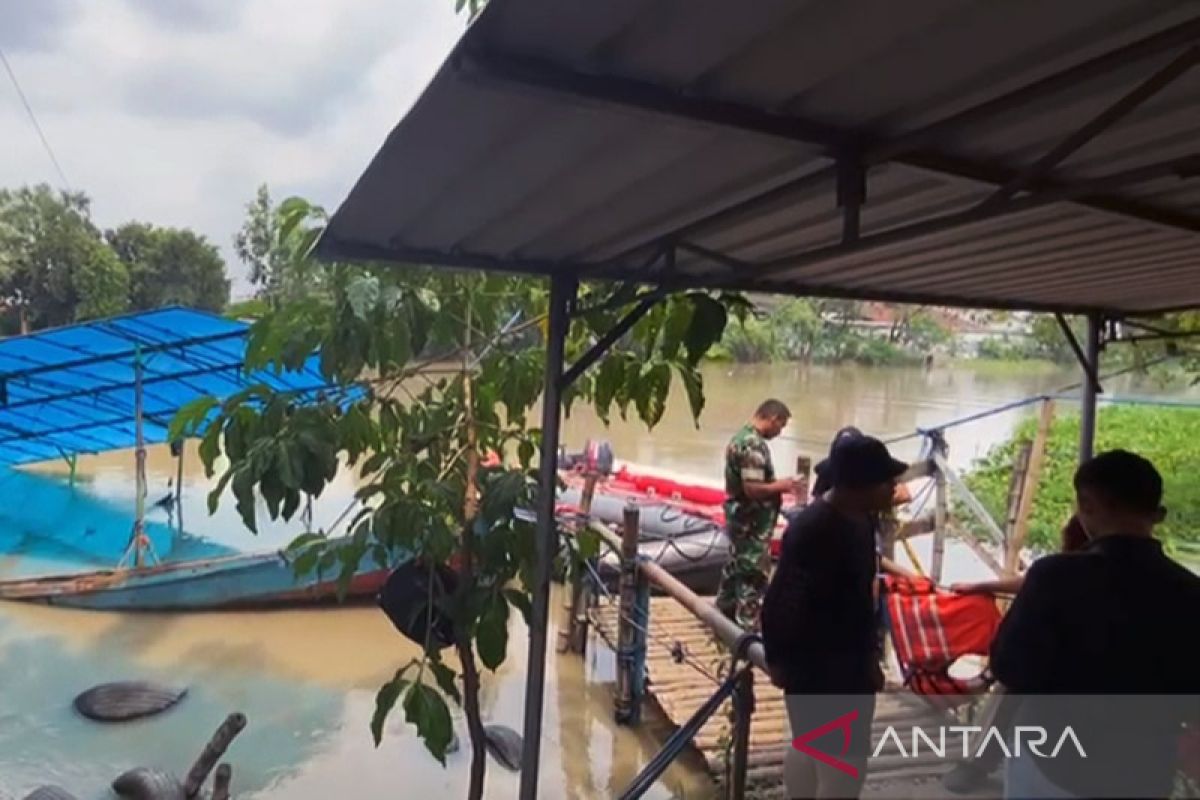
[715,523,771,632]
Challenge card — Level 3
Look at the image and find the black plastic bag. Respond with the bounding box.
[378,560,459,650]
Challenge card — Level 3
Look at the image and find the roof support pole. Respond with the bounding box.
[519,271,576,800]
[1079,313,1103,464]
[837,155,866,243]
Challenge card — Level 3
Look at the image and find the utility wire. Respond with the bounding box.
[0,47,72,191]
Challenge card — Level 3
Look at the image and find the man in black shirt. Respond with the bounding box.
[991,449,1200,799]
[762,435,908,799]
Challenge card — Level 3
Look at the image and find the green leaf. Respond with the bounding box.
[198,425,222,476]
[404,682,454,764]
[231,469,258,534]
[429,659,462,706]
[371,666,411,747]
[633,361,671,429]
[277,439,302,490]
[503,588,533,626]
[576,527,601,560]
[476,592,510,671]
[291,544,322,578]
[168,395,218,441]
[481,469,527,523]
[346,274,381,321]
[207,470,234,515]
[593,354,625,425]
[674,363,705,426]
[684,294,728,365]
[517,439,535,469]
[660,300,694,361]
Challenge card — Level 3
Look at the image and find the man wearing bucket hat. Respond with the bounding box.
[762,434,909,799]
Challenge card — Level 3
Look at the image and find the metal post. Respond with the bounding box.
[518,273,575,800]
[727,669,754,800]
[632,558,649,715]
[1080,313,1102,463]
[616,501,642,725]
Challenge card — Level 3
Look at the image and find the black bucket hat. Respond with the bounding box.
[825,435,908,490]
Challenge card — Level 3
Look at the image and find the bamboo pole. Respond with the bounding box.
[931,464,948,583]
[1002,442,1033,553]
[133,344,147,568]
[559,472,598,654]
[615,503,641,724]
[1008,399,1056,574]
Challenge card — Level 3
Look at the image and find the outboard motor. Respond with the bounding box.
[558,439,615,475]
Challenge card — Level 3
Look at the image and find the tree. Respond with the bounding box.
[172,196,742,800]
[107,222,231,312]
[233,185,325,305]
[0,184,129,331]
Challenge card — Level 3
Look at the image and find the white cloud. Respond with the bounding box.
[0,0,465,297]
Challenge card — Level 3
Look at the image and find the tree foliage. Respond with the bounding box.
[107,222,230,312]
[172,195,739,797]
[0,184,130,330]
[234,184,327,306]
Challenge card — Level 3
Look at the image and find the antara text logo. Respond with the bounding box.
[790,710,1087,779]
[872,724,1088,760]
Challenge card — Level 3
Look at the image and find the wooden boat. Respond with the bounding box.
[0,547,392,611]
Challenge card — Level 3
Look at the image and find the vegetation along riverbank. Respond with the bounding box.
[966,403,1200,554]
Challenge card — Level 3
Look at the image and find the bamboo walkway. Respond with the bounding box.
[592,597,999,799]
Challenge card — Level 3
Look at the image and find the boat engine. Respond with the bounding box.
[558,439,614,475]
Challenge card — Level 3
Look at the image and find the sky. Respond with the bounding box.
[0,0,466,297]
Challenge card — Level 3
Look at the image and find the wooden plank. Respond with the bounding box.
[1008,400,1056,573]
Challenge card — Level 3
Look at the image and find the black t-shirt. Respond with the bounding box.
[761,499,879,693]
[991,535,1200,797]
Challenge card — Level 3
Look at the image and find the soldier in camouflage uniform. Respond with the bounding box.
[717,399,798,630]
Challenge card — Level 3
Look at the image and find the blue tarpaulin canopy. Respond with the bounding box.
[0,307,341,465]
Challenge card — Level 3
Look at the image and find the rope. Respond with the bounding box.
[581,558,722,685]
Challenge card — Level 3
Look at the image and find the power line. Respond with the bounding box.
[0,46,72,191]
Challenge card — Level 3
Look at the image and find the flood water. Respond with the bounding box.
[0,361,1190,799]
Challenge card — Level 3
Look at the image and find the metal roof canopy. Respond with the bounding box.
[318,3,1200,797]
[322,0,1200,316]
[0,307,341,465]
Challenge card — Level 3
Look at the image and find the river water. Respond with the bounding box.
[0,361,1188,799]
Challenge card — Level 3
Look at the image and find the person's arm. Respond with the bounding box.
[950,575,1024,595]
[736,439,796,500]
[990,559,1060,691]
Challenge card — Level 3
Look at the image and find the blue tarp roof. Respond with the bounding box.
[0,307,343,465]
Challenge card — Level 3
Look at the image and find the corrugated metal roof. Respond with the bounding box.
[321,0,1200,315]
[0,307,344,465]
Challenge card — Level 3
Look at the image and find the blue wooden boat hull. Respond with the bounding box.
[0,549,394,611]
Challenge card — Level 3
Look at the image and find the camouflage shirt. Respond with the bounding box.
[723,423,780,536]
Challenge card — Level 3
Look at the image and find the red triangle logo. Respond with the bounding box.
[790,709,860,779]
